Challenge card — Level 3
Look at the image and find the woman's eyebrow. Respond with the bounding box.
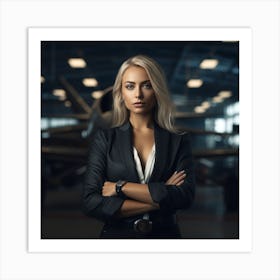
[124,80,151,84]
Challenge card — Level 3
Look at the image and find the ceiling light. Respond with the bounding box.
[218,90,232,98]
[186,79,203,88]
[64,101,72,107]
[201,101,211,109]
[91,90,104,99]
[199,59,218,69]
[194,106,206,113]
[53,89,66,97]
[58,95,66,101]
[212,96,224,103]
[83,78,98,87]
[68,58,87,68]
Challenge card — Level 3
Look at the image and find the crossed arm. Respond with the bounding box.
[83,129,195,221]
[102,171,186,218]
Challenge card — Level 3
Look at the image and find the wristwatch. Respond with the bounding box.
[115,180,127,198]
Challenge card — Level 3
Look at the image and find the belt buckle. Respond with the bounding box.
[133,218,153,233]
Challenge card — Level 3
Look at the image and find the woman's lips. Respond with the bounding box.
[133,102,145,107]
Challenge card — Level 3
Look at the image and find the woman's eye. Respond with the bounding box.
[143,83,152,89]
[125,84,134,90]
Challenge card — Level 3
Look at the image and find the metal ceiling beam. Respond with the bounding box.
[59,76,92,115]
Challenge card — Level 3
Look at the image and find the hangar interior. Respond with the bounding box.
[41,41,239,239]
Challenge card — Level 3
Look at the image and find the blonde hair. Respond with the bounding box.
[112,54,177,133]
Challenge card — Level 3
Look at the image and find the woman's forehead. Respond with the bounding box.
[122,66,149,81]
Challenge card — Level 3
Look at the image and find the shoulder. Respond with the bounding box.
[160,126,190,140]
[95,123,125,134]
[93,124,127,140]
[165,127,192,150]
[92,127,110,142]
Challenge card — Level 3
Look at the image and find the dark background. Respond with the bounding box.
[41,41,239,239]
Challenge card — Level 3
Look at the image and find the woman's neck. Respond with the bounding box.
[129,113,154,130]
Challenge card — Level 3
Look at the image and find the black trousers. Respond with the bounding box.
[100,221,181,239]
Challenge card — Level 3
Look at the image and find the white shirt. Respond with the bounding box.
[133,144,155,221]
[133,144,155,184]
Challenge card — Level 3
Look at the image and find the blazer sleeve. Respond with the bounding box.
[82,129,124,222]
[148,133,195,212]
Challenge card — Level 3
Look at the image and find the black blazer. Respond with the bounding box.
[83,122,195,222]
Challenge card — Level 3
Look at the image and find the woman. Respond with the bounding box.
[83,55,195,238]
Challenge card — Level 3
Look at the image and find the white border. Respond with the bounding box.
[28,27,252,253]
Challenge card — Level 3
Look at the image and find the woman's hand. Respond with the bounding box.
[102,181,116,196]
[165,170,186,186]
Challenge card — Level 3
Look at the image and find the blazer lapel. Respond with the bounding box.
[116,122,180,183]
[117,122,140,183]
[149,123,170,182]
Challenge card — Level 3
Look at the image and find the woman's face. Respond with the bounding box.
[121,66,157,115]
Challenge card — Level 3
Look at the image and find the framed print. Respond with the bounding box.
[28,27,252,253]
[1,1,279,279]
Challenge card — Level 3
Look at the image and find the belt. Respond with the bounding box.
[107,213,177,234]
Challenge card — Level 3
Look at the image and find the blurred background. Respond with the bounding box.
[41,41,239,239]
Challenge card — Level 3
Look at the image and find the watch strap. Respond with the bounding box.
[115,180,127,198]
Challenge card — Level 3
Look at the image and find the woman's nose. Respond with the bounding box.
[135,87,143,99]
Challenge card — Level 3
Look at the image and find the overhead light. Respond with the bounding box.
[199,59,218,69]
[53,89,66,97]
[91,90,104,99]
[201,101,211,109]
[212,96,224,103]
[41,76,45,83]
[58,95,66,101]
[186,79,203,88]
[68,58,87,68]
[218,90,232,98]
[194,106,206,113]
[64,101,72,107]
[83,78,98,87]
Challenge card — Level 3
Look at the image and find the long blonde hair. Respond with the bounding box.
[112,55,177,133]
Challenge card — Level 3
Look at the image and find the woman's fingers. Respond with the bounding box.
[172,173,186,185]
[167,171,182,183]
[165,173,176,184]
[176,180,185,186]
[166,170,186,185]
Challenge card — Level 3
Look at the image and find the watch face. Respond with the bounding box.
[116,181,126,198]
[116,180,125,187]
